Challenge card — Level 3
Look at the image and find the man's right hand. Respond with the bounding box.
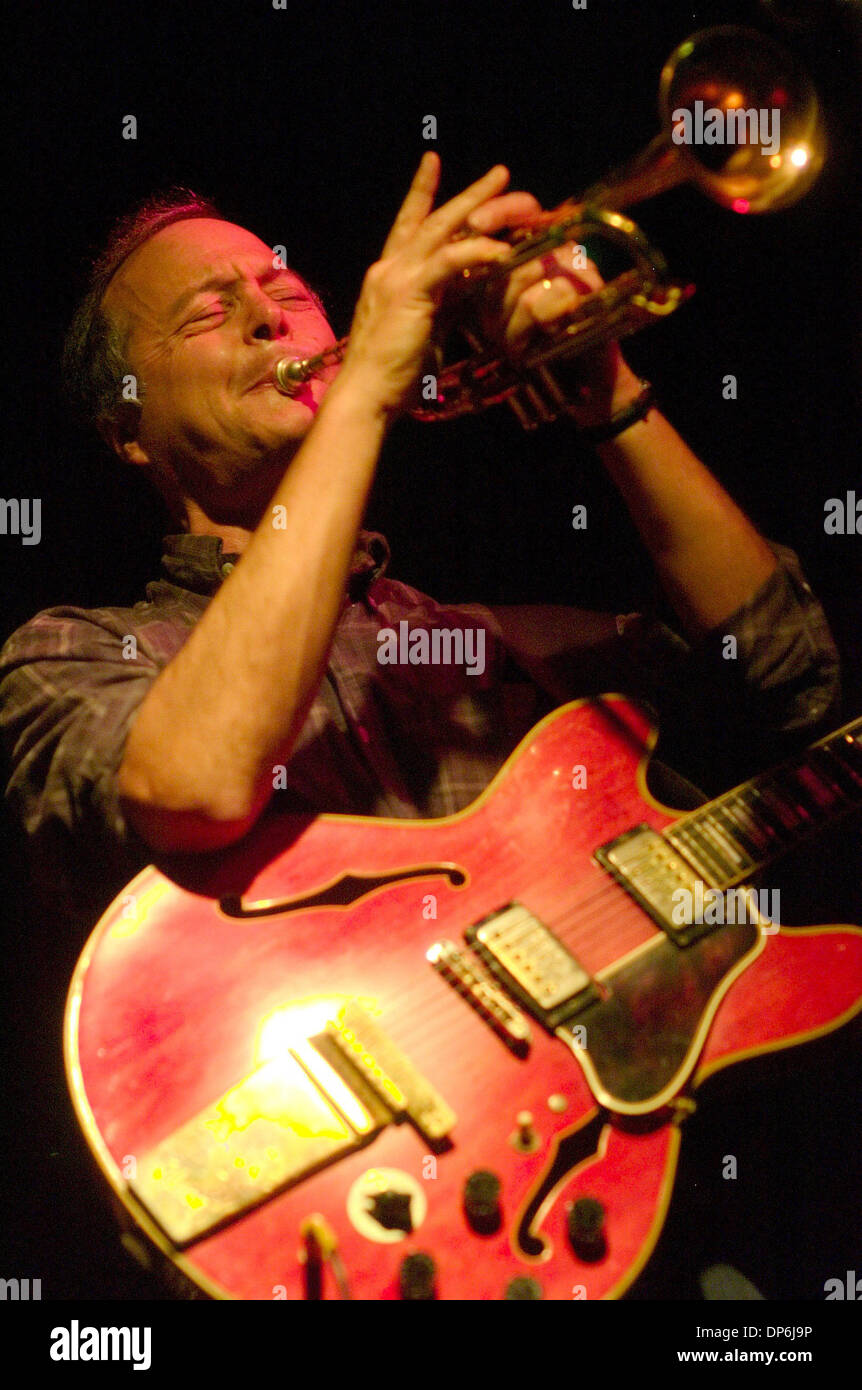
[338,154,521,416]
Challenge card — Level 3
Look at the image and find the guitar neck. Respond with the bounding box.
[664,715,862,889]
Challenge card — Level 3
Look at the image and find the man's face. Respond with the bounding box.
[103,218,338,513]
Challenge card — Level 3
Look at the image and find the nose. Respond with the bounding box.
[245,286,290,343]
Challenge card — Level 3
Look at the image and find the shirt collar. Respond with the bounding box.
[159,529,391,599]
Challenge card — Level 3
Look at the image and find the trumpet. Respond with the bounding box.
[275,25,825,430]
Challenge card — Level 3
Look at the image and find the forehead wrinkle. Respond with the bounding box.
[98,221,322,380]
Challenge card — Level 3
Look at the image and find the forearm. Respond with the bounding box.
[118,366,389,848]
[594,368,776,639]
[116,160,526,853]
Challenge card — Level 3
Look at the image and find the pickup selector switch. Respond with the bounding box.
[463,1169,502,1234]
[567,1196,607,1262]
[399,1251,437,1300]
[510,1110,540,1153]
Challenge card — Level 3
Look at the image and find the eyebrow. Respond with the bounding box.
[167,265,305,320]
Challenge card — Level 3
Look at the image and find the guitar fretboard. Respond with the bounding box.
[665,716,862,889]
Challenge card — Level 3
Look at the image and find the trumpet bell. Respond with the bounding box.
[273,25,827,426]
[659,25,826,213]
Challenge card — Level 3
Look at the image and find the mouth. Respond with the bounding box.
[245,372,322,415]
[247,353,323,394]
[245,379,318,409]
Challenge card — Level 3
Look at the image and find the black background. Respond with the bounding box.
[2,0,860,1312]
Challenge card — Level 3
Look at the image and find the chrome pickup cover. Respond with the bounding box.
[595,823,719,946]
[467,903,598,1029]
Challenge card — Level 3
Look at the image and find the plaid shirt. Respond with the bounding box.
[0,531,841,932]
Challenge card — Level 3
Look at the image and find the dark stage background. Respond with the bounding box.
[2,0,861,1311]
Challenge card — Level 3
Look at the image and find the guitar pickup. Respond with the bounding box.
[466,903,598,1030]
[595,823,717,946]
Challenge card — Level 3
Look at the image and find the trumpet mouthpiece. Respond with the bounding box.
[274,357,312,395]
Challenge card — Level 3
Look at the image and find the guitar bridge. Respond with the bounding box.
[427,939,532,1054]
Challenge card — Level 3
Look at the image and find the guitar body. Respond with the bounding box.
[65,696,862,1300]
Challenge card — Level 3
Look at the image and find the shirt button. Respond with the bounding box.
[221,562,235,578]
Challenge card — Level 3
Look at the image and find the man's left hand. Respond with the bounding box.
[461,194,643,427]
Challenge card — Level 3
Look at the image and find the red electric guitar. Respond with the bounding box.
[66,696,862,1300]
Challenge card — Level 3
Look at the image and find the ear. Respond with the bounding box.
[99,406,186,526]
[98,402,150,469]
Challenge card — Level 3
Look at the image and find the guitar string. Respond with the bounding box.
[347,794,800,1048]
[246,787,798,1051]
[274,877,642,1053]
[219,863,646,1046]
[384,778,854,1049]
[260,825,704,1037]
[224,740,862,1052]
[365,876,654,1044]
[257,767,844,1054]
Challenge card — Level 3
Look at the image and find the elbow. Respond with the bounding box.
[117,757,267,854]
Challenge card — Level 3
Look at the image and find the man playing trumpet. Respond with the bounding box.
[0,153,840,924]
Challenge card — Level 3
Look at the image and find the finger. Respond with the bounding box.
[497,248,601,324]
[380,152,441,258]
[529,250,601,295]
[554,249,603,293]
[416,164,511,251]
[465,192,542,235]
[505,275,583,349]
[422,234,512,295]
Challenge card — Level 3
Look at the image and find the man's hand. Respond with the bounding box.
[464,198,643,427]
[338,153,521,416]
[339,153,640,427]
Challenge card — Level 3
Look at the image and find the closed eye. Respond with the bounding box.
[182,287,317,330]
[269,291,316,308]
[185,300,227,326]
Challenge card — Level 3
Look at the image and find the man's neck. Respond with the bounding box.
[173,442,306,553]
[181,498,256,555]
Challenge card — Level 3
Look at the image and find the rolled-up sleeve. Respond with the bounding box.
[0,610,161,925]
[616,543,842,792]
[704,542,841,732]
